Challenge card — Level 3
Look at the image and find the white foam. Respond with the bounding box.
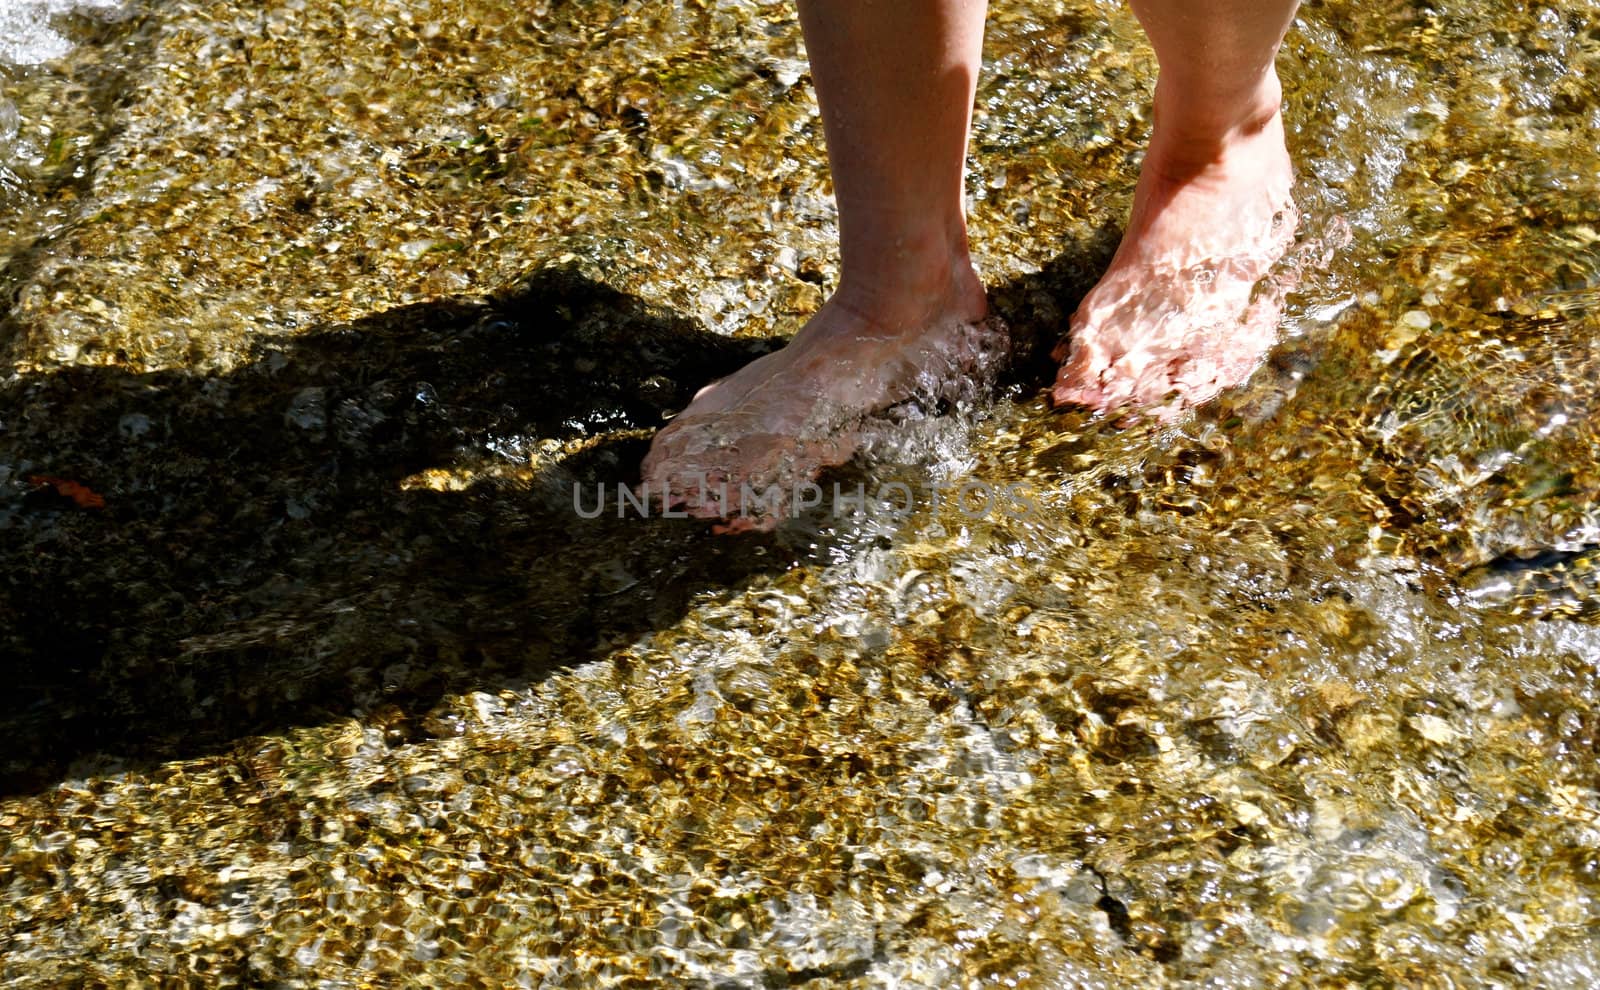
[0,0,127,67]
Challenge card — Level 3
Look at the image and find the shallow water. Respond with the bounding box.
[2,0,1600,986]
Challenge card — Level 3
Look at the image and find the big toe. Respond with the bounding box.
[1049,337,1120,410]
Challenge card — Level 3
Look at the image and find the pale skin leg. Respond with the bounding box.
[640,0,992,526]
[642,0,1301,524]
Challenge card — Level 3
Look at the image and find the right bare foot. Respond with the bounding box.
[640,253,1000,530]
[1053,74,1299,416]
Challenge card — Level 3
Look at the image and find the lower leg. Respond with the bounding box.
[798,0,989,327]
[1132,0,1299,161]
[1054,0,1301,413]
[642,1,996,526]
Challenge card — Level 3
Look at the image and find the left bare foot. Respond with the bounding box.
[1053,74,1298,415]
[640,245,1004,530]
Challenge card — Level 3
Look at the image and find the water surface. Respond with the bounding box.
[2,0,1600,986]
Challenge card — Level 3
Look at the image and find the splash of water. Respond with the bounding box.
[0,0,127,67]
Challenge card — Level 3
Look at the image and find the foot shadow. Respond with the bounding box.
[0,265,784,794]
[988,222,1124,385]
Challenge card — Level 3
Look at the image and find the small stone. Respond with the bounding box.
[398,238,437,260]
[118,412,152,439]
[1409,714,1460,744]
[1234,800,1266,826]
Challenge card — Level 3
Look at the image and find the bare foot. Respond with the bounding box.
[641,259,1002,530]
[1053,76,1298,416]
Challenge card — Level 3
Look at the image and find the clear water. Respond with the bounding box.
[0,0,128,67]
[2,1,1600,986]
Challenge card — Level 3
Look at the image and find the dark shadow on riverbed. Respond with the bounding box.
[0,267,786,793]
[0,236,1118,796]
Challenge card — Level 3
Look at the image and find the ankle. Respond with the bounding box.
[1147,71,1285,177]
[831,219,983,331]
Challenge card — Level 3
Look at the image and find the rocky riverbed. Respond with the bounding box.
[3,0,1600,985]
